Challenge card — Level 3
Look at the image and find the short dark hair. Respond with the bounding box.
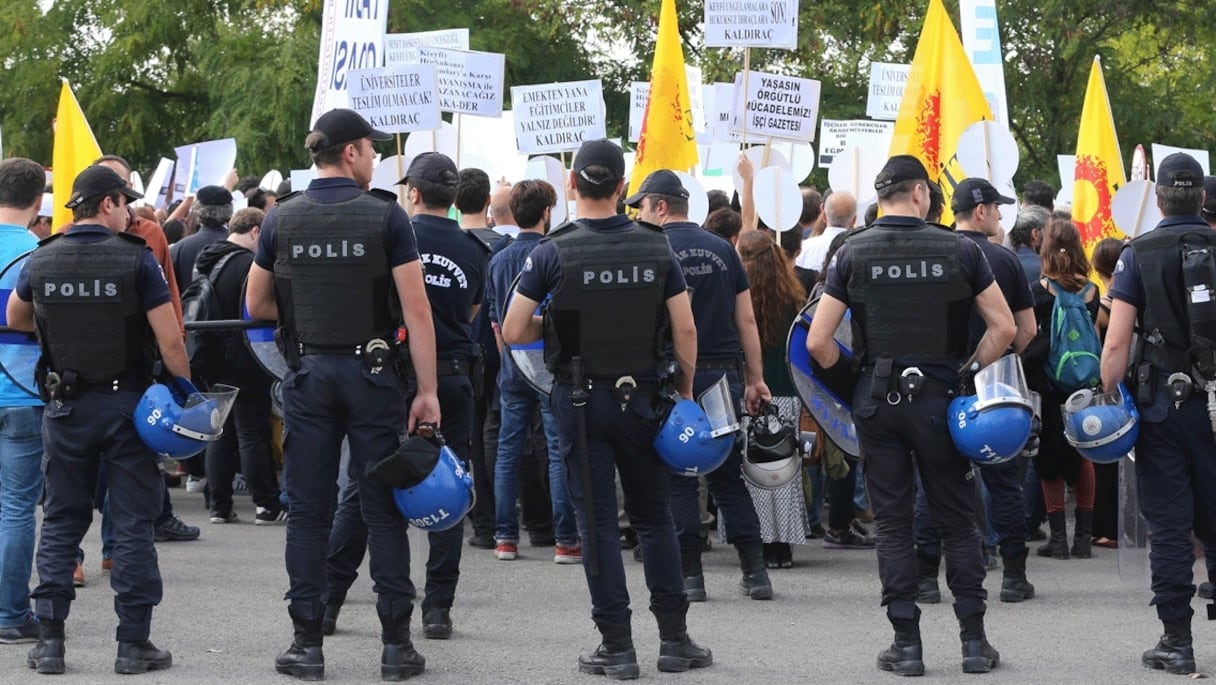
[703,207,741,242]
[1022,180,1055,210]
[509,180,557,229]
[876,179,925,203]
[229,207,264,235]
[1157,185,1204,217]
[235,175,261,193]
[927,182,944,223]
[706,189,730,215]
[645,193,689,218]
[407,177,456,210]
[799,187,822,225]
[0,158,46,210]
[306,132,347,167]
[573,165,618,201]
[774,227,801,260]
[1091,237,1123,279]
[72,190,122,222]
[245,187,270,210]
[455,168,491,215]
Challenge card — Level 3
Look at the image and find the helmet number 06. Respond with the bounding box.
[146,408,163,425]
[677,426,695,444]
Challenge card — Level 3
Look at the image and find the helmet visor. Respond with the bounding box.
[1061,386,1136,449]
[173,384,240,441]
[698,375,739,438]
[973,354,1032,411]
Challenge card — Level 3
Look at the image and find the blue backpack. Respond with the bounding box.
[1044,279,1101,392]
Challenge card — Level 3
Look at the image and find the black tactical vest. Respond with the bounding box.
[273,191,396,346]
[845,222,972,364]
[29,232,148,383]
[1130,223,1216,374]
[543,221,672,378]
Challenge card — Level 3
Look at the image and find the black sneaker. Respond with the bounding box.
[209,509,238,524]
[824,527,875,549]
[0,615,39,644]
[807,524,826,540]
[255,506,288,526]
[154,516,200,542]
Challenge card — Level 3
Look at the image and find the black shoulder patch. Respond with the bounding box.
[115,231,147,247]
[465,230,493,254]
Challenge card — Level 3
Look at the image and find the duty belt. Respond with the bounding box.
[585,375,656,409]
[298,338,391,357]
[436,357,474,377]
[862,361,955,406]
[696,356,740,372]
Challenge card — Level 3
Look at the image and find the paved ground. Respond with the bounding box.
[1,489,1210,684]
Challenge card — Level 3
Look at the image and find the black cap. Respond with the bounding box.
[1203,176,1216,217]
[65,166,143,209]
[572,139,625,185]
[308,108,391,151]
[196,185,233,206]
[1158,153,1203,188]
[874,155,930,190]
[624,170,689,208]
[399,152,459,187]
[951,178,1016,213]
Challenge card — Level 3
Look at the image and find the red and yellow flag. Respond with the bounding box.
[1072,56,1125,250]
[51,79,102,233]
[888,0,993,225]
[626,0,698,199]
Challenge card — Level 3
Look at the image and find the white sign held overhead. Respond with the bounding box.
[310,0,390,126]
[511,80,606,154]
[417,47,505,117]
[384,28,469,67]
[711,83,741,144]
[960,0,1011,126]
[346,65,441,134]
[172,138,237,197]
[1111,180,1163,238]
[731,71,820,142]
[866,63,909,121]
[1151,144,1211,179]
[144,158,175,210]
[1057,154,1076,207]
[955,120,1019,183]
[704,0,799,50]
[290,168,319,190]
[753,166,803,232]
[817,119,894,168]
[628,82,649,143]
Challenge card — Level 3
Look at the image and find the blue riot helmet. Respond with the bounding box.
[135,381,239,459]
[389,437,475,532]
[1062,382,1139,463]
[948,355,1034,465]
[654,376,740,477]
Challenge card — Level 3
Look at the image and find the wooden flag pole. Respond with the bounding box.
[455,113,462,168]
[741,48,751,148]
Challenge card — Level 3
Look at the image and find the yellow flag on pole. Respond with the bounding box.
[626,0,698,199]
[1072,56,1125,250]
[52,79,102,233]
[888,0,993,225]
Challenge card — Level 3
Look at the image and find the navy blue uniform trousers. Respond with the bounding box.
[324,372,474,613]
[33,390,163,642]
[551,384,685,624]
[1136,395,1216,621]
[282,355,410,620]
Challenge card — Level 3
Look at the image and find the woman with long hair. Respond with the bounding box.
[737,230,809,567]
[1023,217,1100,559]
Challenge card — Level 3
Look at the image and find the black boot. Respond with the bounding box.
[959,613,1000,673]
[379,603,425,681]
[877,607,923,676]
[1142,618,1196,674]
[275,607,324,681]
[321,602,341,637]
[999,549,1035,602]
[915,552,941,604]
[26,619,65,675]
[422,608,452,640]
[1036,511,1069,559]
[681,549,707,602]
[1071,509,1093,559]
[736,541,773,600]
[578,616,639,680]
[115,639,173,674]
[654,605,712,673]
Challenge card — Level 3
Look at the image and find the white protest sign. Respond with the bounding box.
[511,80,606,154]
[767,140,816,184]
[172,138,237,197]
[260,170,283,192]
[731,71,820,143]
[144,157,175,209]
[1111,179,1163,238]
[710,83,741,144]
[310,0,389,126]
[1130,144,1148,182]
[346,65,440,134]
[1056,154,1076,207]
[866,63,909,121]
[631,65,707,144]
[754,166,803,232]
[956,120,1019,183]
[405,120,458,160]
[371,154,408,194]
[629,82,649,143]
[731,145,789,194]
[704,0,798,49]
[418,47,505,117]
[673,171,710,225]
[290,168,318,190]
[524,155,569,226]
[1151,144,1211,179]
[961,0,1011,126]
[384,28,469,67]
[459,110,529,182]
[816,119,893,168]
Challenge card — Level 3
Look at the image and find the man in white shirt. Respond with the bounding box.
[797,190,857,273]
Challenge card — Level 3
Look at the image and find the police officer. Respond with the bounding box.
[1102,152,1216,675]
[244,108,441,682]
[627,170,773,601]
[502,140,711,679]
[806,156,1015,676]
[916,178,1038,604]
[7,165,191,675]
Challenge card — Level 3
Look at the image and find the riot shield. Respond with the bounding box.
[786,297,859,457]
[502,271,552,396]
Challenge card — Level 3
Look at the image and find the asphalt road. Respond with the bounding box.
[1,489,1209,684]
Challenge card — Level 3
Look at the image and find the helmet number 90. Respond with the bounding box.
[955,411,967,430]
[677,426,695,443]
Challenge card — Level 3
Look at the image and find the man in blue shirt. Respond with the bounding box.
[0,158,46,645]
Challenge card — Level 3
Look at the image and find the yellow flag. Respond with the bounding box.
[888,0,993,225]
[52,79,102,233]
[626,0,698,200]
[1072,56,1125,250]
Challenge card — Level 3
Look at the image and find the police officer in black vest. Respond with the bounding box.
[627,170,773,602]
[502,140,711,679]
[245,108,441,682]
[1103,152,1216,675]
[7,166,191,675]
[806,156,1015,676]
